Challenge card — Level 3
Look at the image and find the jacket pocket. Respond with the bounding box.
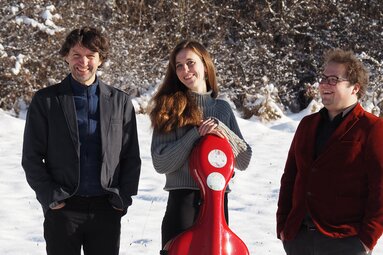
[333,196,364,224]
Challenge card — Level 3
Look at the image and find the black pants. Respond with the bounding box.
[161,189,229,248]
[283,225,372,255]
[43,195,123,255]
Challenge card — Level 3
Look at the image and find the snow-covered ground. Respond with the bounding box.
[1,108,382,254]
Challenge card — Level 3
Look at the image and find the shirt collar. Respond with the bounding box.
[319,102,358,121]
[70,75,99,95]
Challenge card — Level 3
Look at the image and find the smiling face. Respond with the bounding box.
[65,43,102,85]
[175,48,207,93]
[319,62,360,119]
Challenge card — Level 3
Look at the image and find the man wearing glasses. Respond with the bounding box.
[277,48,383,255]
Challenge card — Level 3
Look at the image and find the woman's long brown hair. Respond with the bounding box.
[149,40,218,133]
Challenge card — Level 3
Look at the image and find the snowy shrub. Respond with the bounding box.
[242,84,284,122]
[0,0,382,118]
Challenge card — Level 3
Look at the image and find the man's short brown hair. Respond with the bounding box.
[323,48,369,99]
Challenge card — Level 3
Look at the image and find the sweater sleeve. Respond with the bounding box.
[207,100,252,170]
[151,126,201,174]
[216,117,252,170]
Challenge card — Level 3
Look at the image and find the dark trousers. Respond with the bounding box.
[43,195,123,255]
[283,225,372,255]
[161,189,229,248]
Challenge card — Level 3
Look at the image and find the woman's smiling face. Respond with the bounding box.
[175,48,207,93]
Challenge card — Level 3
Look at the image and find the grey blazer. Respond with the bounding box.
[22,75,141,214]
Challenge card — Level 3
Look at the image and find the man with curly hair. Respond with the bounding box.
[277,48,383,255]
[22,27,141,255]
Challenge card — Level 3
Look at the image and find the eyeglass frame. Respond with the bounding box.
[318,74,349,86]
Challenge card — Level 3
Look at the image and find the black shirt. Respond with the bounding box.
[70,75,105,196]
[314,104,357,158]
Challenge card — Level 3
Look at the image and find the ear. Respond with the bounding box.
[352,83,360,96]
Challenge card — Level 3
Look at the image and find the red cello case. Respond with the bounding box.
[162,134,250,255]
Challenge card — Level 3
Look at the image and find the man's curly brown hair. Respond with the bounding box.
[323,48,369,99]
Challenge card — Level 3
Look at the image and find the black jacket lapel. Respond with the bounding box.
[57,75,80,156]
[99,82,113,159]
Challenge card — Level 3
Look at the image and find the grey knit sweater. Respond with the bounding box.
[151,91,252,191]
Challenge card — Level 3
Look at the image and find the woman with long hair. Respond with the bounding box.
[149,40,252,249]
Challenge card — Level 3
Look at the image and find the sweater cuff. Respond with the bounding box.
[213,118,247,157]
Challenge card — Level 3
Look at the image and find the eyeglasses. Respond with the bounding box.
[318,75,349,86]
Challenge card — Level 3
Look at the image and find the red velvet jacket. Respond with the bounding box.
[277,103,383,250]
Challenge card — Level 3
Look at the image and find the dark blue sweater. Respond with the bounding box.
[70,75,106,196]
